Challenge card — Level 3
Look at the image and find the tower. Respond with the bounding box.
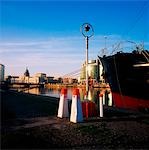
[0,64,5,82]
[24,67,30,83]
[24,67,30,77]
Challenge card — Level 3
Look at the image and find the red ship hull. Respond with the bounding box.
[112,92,149,110]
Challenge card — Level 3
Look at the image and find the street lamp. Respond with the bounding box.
[81,23,94,95]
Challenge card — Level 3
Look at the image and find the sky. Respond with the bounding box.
[0,0,149,77]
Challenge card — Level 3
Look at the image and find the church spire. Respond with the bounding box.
[24,67,30,77]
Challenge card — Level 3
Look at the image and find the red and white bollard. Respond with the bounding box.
[70,88,83,123]
[99,93,103,118]
[57,88,69,118]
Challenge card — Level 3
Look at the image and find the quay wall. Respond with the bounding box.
[1,90,59,120]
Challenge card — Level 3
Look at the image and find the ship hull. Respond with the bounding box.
[99,50,149,110]
[112,92,149,110]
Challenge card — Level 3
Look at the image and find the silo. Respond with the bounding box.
[0,64,5,82]
[88,60,98,79]
[80,59,101,84]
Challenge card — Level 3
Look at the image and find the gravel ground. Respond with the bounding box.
[1,90,149,149]
[1,116,149,149]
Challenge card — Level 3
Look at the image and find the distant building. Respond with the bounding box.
[63,78,70,84]
[5,67,48,84]
[35,73,47,84]
[23,72,46,84]
[63,77,77,84]
[80,59,104,85]
[23,68,30,83]
[28,76,40,84]
[10,76,19,83]
[24,68,30,77]
[46,76,55,83]
[18,75,40,84]
[0,64,5,82]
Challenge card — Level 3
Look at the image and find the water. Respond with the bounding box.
[20,86,149,111]
[23,87,112,106]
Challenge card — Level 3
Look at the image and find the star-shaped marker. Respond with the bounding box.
[85,25,90,32]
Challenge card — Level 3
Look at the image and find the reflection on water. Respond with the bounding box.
[24,87,112,106]
[22,86,149,111]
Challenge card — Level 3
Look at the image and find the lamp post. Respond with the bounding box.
[104,36,107,55]
[81,23,94,96]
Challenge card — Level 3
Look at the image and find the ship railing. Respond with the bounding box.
[141,50,149,62]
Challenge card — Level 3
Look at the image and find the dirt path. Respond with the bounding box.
[2,115,149,149]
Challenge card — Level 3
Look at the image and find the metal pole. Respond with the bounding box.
[81,23,94,98]
[86,36,89,94]
[104,36,107,55]
[105,36,107,49]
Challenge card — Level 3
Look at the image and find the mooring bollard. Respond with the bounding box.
[103,91,105,105]
[99,93,103,117]
[70,88,83,123]
[57,88,69,118]
[108,90,112,106]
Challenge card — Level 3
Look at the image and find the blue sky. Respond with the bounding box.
[0,0,149,77]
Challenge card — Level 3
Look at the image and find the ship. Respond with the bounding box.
[98,49,149,111]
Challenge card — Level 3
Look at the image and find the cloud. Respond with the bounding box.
[1,34,148,76]
[0,36,83,53]
[0,36,85,76]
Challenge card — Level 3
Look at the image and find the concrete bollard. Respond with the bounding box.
[99,93,103,118]
[70,88,83,123]
[103,91,105,105]
[108,90,112,106]
[57,88,69,118]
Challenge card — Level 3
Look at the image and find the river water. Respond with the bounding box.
[18,86,149,111]
[23,87,112,106]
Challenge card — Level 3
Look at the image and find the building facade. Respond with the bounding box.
[0,64,5,82]
[35,73,47,84]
